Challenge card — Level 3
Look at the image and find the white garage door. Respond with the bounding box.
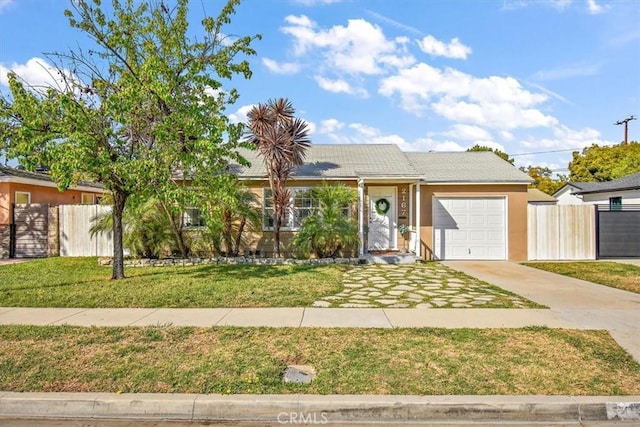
[433,197,506,260]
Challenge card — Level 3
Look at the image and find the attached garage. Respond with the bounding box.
[433,197,506,260]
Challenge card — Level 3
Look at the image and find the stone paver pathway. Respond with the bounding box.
[313,263,540,309]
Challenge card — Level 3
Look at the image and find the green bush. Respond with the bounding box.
[293,182,359,258]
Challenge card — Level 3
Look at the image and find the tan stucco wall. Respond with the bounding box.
[416,184,529,262]
[241,179,360,257]
[0,182,103,225]
[237,180,528,261]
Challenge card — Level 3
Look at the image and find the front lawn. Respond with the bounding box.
[0,258,541,308]
[524,261,640,294]
[1,325,638,395]
[0,258,345,308]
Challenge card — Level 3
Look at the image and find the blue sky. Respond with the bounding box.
[1,0,639,173]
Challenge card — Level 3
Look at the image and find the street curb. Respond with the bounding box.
[1,393,639,423]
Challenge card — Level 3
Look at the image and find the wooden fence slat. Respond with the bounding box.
[528,204,595,260]
[59,205,113,257]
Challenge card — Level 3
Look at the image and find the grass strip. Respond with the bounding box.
[1,325,638,395]
[524,261,640,294]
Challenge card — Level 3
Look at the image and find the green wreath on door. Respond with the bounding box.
[374,198,390,215]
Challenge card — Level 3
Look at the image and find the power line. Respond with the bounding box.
[510,147,584,157]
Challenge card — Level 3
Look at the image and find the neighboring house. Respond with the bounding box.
[527,188,558,205]
[0,166,104,258]
[231,144,532,261]
[553,172,640,207]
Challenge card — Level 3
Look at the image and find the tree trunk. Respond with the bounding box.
[158,200,188,258]
[111,190,128,280]
[274,214,281,257]
[223,210,233,256]
[233,217,247,256]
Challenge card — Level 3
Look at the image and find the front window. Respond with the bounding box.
[263,187,320,231]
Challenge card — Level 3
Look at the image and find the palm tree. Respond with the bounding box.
[246,98,311,257]
[201,181,261,256]
[293,182,359,258]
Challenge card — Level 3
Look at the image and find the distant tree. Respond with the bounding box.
[0,0,259,278]
[293,182,359,259]
[467,144,514,164]
[520,165,567,195]
[246,98,311,257]
[569,142,640,182]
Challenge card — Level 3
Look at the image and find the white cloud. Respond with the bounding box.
[281,15,413,75]
[586,0,604,14]
[379,62,555,130]
[0,57,78,91]
[417,35,472,60]
[500,131,515,141]
[304,120,317,134]
[228,104,256,125]
[319,119,345,134]
[433,98,558,130]
[0,0,15,14]
[262,58,301,75]
[442,124,493,141]
[315,76,369,96]
[519,125,612,150]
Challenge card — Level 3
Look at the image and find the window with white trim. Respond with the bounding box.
[15,191,30,205]
[263,187,320,231]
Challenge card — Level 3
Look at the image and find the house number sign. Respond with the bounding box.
[399,188,407,219]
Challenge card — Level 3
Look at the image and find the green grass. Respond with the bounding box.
[0,258,345,308]
[1,325,639,395]
[524,261,640,294]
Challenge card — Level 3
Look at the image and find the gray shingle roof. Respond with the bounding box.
[232,145,531,183]
[0,165,103,189]
[570,171,640,194]
[233,144,422,179]
[405,151,532,183]
[0,165,53,181]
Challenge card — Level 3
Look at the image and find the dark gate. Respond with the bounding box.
[596,204,640,259]
[11,203,49,258]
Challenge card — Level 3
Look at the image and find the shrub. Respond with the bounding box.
[293,182,359,258]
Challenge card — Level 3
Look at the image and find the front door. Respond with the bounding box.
[368,187,396,251]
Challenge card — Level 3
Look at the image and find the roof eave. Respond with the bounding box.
[422,180,531,185]
[575,185,640,195]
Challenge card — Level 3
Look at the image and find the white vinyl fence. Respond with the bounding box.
[528,204,596,260]
[59,205,113,257]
